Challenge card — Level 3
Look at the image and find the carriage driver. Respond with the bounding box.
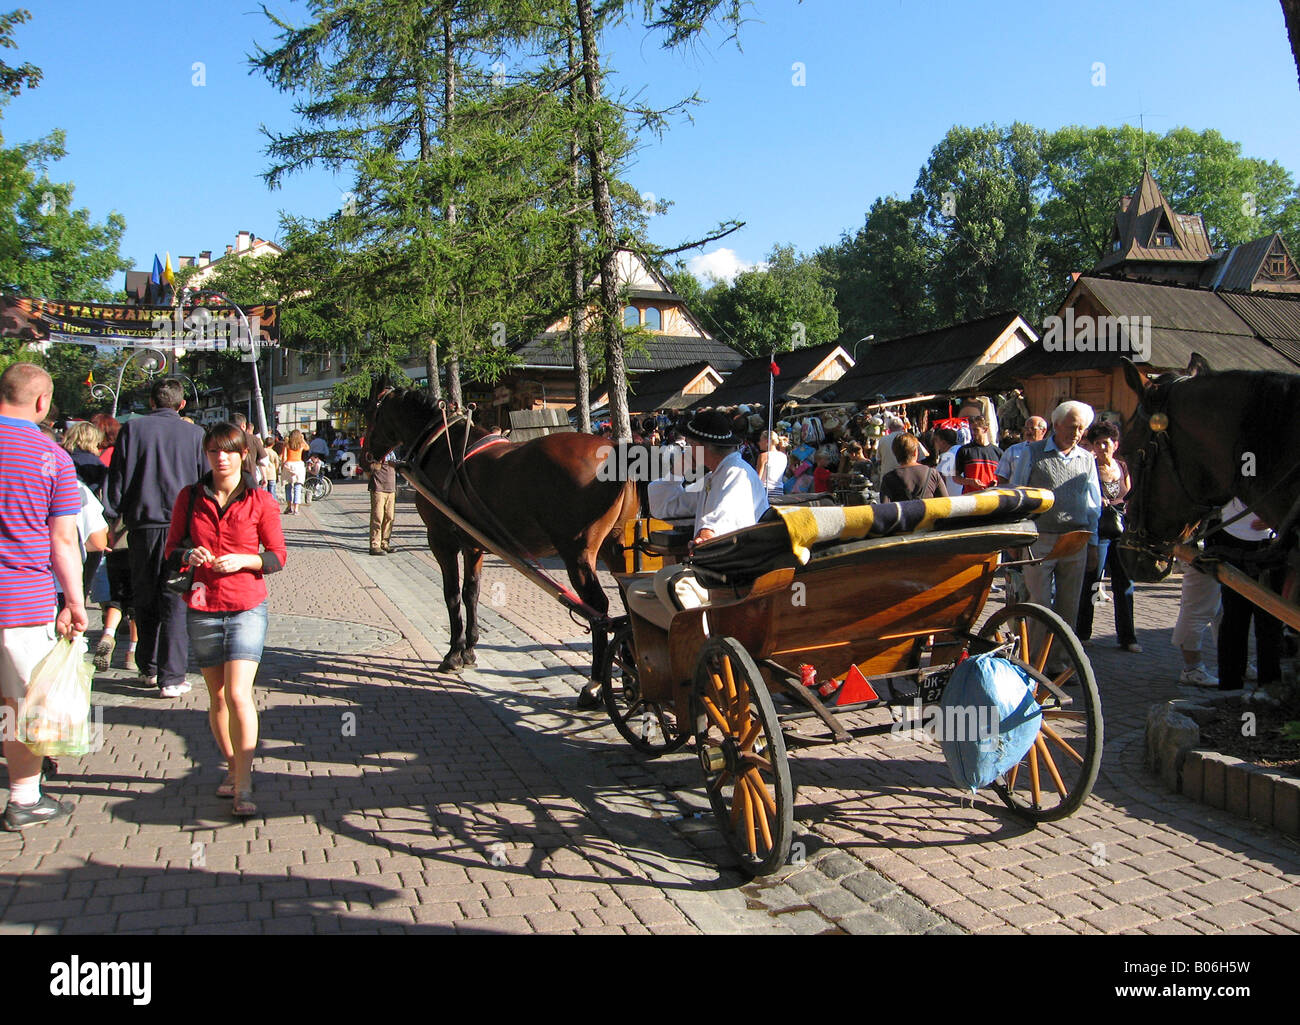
[648,410,770,547]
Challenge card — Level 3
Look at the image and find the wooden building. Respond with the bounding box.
[810,311,1035,406]
[618,360,723,413]
[686,341,854,409]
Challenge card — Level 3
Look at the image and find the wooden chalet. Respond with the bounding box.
[809,311,1035,406]
[981,276,1300,421]
[686,341,854,410]
[983,171,1300,422]
[468,250,744,425]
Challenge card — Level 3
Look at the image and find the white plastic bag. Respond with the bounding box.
[20,636,93,756]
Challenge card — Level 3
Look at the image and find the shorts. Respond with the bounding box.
[186,602,268,668]
[0,623,58,702]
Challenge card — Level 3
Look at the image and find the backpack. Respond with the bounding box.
[937,652,1042,792]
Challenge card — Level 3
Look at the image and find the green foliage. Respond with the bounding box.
[0,9,40,97]
[819,123,1300,342]
[694,244,838,356]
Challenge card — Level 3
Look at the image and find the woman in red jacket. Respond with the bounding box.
[166,422,287,818]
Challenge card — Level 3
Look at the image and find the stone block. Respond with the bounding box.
[1201,752,1245,810]
[1225,762,1251,819]
[1248,769,1280,828]
[1145,702,1200,790]
[1181,749,1210,802]
[1273,775,1300,838]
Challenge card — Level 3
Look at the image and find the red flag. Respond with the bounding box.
[769,359,780,377]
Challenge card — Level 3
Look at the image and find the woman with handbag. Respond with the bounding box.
[1076,420,1139,651]
[165,422,287,818]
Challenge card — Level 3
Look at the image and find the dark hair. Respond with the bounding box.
[968,415,987,431]
[892,432,919,462]
[151,378,185,410]
[231,412,249,429]
[1086,420,1120,444]
[935,427,959,446]
[204,421,248,454]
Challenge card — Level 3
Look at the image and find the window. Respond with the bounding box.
[1267,255,1288,277]
[623,306,640,328]
[299,354,314,375]
[279,349,289,377]
[322,352,333,372]
[643,307,662,331]
[1153,232,1174,248]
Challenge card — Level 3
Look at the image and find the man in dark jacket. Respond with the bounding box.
[104,379,206,698]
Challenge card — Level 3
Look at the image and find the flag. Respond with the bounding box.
[84,371,93,387]
[151,255,163,285]
[769,357,780,377]
[163,252,175,286]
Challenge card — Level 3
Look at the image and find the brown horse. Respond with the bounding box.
[364,383,639,705]
[1118,354,1300,581]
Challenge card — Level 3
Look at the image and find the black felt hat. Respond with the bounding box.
[682,409,741,446]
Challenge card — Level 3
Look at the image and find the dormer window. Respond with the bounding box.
[1267,255,1288,277]
[1153,232,1174,248]
[623,306,640,328]
[1112,239,1122,252]
[643,307,662,331]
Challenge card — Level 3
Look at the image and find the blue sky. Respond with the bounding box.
[7,0,1300,286]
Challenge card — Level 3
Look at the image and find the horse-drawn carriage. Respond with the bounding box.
[365,387,1104,876]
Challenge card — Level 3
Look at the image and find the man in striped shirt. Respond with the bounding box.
[0,363,85,831]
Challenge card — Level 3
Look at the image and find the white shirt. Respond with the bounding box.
[936,449,959,494]
[648,449,770,539]
[57,484,108,595]
[758,449,788,494]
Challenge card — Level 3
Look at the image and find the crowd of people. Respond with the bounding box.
[0,366,286,830]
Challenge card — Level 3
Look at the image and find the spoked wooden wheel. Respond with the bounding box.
[691,637,794,876]
[979,602,1103,821]
[599,623,688,756]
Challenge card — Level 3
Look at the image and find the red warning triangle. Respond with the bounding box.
[836,663,879,706]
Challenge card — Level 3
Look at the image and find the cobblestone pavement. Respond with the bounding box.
[1,479,1297,934]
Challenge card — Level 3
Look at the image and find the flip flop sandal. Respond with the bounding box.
[216,774,236,799]
[232,792,258,818]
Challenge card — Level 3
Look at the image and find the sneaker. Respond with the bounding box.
[93,634,116,671]
[159,681,192,698]
[1121,642,1143,654]
[369,549,384,556]
[1245,661,1258,682]
[2,794,72,832]
[1179,664,1219,688]
[138,672,158,688]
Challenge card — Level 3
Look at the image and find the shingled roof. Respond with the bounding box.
[980,276,1300,389]
[512,331,745,373]
[686,341,850,409]
[810,311,1034,403]
[1094,171,1214,272]
[623,360,721,412]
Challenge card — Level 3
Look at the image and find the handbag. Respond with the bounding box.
[1098,502,1125,540]
[163,484,202,595]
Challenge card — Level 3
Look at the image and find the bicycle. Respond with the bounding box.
[304,471,332,501]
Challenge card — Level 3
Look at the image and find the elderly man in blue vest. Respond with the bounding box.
[1010,401,1102,646]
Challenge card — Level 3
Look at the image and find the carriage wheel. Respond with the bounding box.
[978,603,1103,821]
[691,637,794,876]
[599,623,688,757]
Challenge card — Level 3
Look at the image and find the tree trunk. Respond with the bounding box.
[416,73,441,401]
[1284,1,1300,93]
[442,13,464,408]
[426,339,441,400]
[576,0,630,441]
[566,24,591,434]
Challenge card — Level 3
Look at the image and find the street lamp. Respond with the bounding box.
[90,348,202,419]
[850,334,875,363]
[92,348,167,419]
[179,287,269,437]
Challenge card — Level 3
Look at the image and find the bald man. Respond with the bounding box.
[0,362,85,830]
[995,415,1048,486]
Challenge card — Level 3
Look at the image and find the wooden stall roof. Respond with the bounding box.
[623,360,721,412]
[1095,170,1214,272]
[687,341,851,409]
[810,310,1031,403]
[980,276,1300,389]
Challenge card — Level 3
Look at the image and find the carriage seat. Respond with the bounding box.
[622,565,709,632]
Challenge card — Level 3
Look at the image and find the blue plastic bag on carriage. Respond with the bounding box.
[938,652,1042,793]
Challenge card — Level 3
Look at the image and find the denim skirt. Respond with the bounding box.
[187,601,269,668]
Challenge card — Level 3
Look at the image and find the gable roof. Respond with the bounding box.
[686,341,850,409]
[1095,171,1214,271]
[980,276,1300,388]
[512,331,745,374]
[811,311,1033,403]
[623,360,722,411]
